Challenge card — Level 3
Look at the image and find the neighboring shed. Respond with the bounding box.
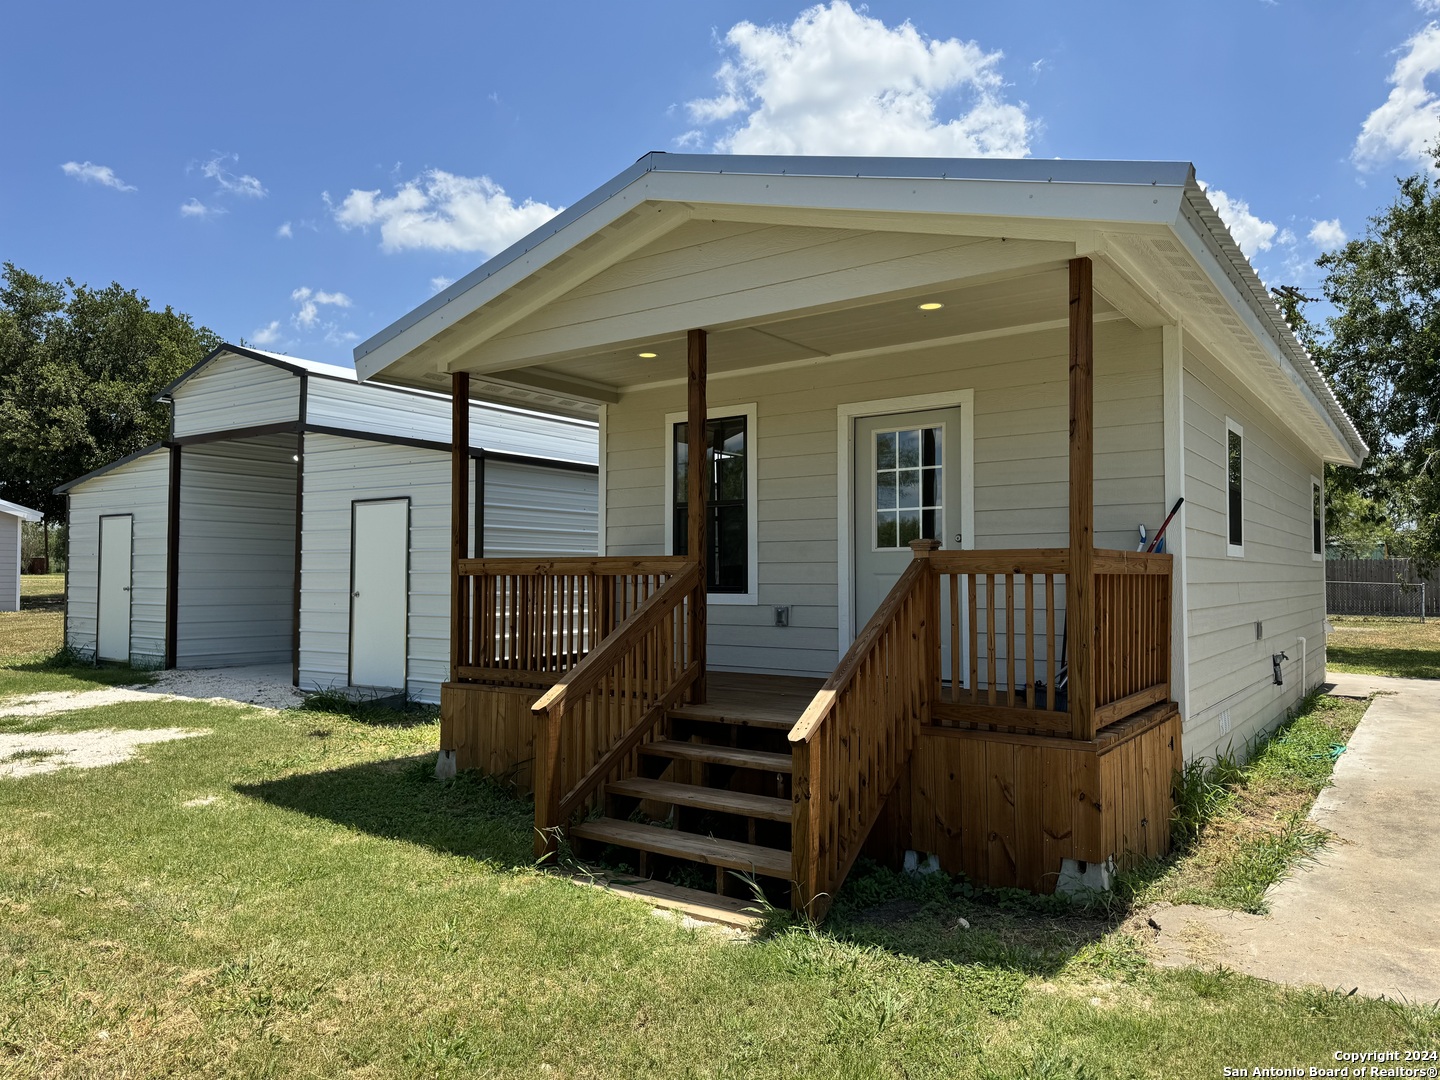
[0,497,44,614]
[58,344,599,700]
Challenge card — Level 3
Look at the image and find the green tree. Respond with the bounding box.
[1302,150,1440,566]
[0,264,220,534]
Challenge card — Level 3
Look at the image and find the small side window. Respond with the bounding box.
[1226,418,1244,558]
[1312,477,1324,559]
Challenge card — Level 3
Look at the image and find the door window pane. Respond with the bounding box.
[674,416,748,593]
[874,425,943,549]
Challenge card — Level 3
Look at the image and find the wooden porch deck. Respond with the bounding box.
[677,671,824,729]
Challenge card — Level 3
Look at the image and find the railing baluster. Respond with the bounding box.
[985,573,997,707]
[1005,573,1016,708]
[1024,574,1035,710]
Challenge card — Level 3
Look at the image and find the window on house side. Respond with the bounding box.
[1226,420,1244,555]
[673,416,748,594]
[1313,478,1323,557]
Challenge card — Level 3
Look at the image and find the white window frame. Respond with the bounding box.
[1311,474,1324,561]
[663,402,758,606]
[1225,417,1245,559]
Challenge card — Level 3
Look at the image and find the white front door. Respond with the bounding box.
[97,514,133,662]
[853,407,965,681]
[349,499,408,690]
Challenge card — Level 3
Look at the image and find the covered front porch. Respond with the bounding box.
[437,257,1180,914]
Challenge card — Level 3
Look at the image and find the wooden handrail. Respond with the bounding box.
[790,559,928,743]
[789,549,932,918]
[928,548,1071,576]
[532,561,702,857]
[535,562,701,715]
[458,555,689,576]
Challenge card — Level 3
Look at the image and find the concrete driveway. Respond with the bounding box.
[1142,671,1440,1002]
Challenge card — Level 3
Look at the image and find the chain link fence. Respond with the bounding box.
[1326,579,1427,621]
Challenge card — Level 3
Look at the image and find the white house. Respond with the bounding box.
[342,154,1366,910]
[59,344,598,702]
[0,497,43,613]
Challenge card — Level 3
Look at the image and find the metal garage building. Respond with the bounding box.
[0,497,43,613]
[58,344,598,701]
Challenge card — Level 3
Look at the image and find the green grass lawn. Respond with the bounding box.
[1,687,1433,1078]
[1127,693,1369,914]
[1327,614,1440,679]
[0,576,153,698]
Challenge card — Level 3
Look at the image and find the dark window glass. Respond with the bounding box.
[673,416,748,594]
[1227,428,1243,548]
[1313,482,1323,555]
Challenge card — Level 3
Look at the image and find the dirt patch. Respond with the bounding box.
[0,665,306,718]
[0,728,208,778]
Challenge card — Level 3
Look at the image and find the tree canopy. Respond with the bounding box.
[1295,150,1440,565]
[0,263,220,521]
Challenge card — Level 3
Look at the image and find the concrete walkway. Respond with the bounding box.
[1142,672,1440,1002]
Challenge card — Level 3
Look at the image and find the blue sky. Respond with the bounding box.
[4,0,1438,366]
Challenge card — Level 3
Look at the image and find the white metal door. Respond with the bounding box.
[853,408,965,682]
[349,500,408,689]
[97,515,133,662]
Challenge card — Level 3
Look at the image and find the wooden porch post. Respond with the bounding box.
[687,328,708,704]
[1069,258,1096,740]
[451,371,470,683]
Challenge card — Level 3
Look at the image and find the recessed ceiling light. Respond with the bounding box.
[638,351,658,358]
[918,302,944,311]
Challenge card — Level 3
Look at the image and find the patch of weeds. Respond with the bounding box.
[300,688,436,728]
[666,863,706,891]
[1209,811,1330,912]
[0,748,60,765]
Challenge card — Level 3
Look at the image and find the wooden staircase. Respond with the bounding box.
[567,688,808,916]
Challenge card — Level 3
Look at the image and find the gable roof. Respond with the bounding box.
[156,343,357,399]
[353,152,1365,467]
[0,497,43,522]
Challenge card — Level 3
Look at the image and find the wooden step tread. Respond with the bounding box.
[667,706,796,731]
[641,740,793,773]
[572,818,792,879]
[568,871,761,929]
[608,777,793,822]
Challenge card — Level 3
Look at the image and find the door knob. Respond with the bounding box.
[353,591,360,598]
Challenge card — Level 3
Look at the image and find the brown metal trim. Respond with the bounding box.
[165,444,181,669]
[292,375,307,687]
[170,421,302,446]
[451,372,469,682]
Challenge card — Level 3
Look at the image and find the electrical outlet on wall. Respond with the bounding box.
[774,606,790,628]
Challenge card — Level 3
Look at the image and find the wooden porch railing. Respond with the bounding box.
[454,556,691,688]
[789,554,933,919]
[1093,551,1172,729]
[789,543,1172,914]
[530,561,702,858]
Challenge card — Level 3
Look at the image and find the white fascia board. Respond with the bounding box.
[1171,203,1360,467]
[649,169,1188,229]
[354,167,672,381]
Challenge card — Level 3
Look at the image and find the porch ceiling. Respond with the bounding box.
[480,266,1119,396]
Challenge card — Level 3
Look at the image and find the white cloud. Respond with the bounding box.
[290,286,351,330]
[251,321,284,347]
[179,198,225,219]
[1277,227,1297,246]
[1198,181,1279,257]
[200,152,267,198]
[430,275,454,293]
[684,1,1031,156]
[1309,218,1348,247]
[1418,0,1440,13]
[277,221,293,239]
[60,161,137,192]
[329,170,560,255]
[1353,23,1440,170]
[324,326,360,347]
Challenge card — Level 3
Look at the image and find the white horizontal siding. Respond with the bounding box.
[306,376,597,464]
[483,461,599,556]
[172,353,300,437]
[175,436,297,668]
[604,320,1165,678]
[65,450,171,665]
[1182,341,1327,760]
[0,514,20,613]
[299,435,451,704]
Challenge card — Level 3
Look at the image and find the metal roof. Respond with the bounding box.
[0,497,43,521]
[54,443,168,494]
[351,151,1364,466]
